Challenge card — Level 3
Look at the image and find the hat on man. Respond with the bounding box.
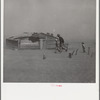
[57,34,60,37]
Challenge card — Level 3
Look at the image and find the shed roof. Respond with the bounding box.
[7,32,57,40]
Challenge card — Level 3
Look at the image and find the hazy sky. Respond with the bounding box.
[4,0,96,42]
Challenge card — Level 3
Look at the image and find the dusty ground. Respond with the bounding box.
[4,42,95,83]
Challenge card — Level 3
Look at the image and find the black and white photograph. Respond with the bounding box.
[4,0,96,83]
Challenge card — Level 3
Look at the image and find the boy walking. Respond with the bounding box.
[57,34,68,52]
[81,42,86,53]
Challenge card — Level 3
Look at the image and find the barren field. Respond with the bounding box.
[4,42,95,83]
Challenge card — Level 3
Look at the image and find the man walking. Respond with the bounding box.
[57,34,67,52]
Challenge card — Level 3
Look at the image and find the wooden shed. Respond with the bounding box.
[6,32,57,50]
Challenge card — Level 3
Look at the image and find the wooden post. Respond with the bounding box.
[88,47,90,55]
[43,40,47,49]
[40,39,43,50]
[69,53,72,58]
[18,39,21,49]
[43,53,46,60]
[72,50,75,55]
[75,49,78,55]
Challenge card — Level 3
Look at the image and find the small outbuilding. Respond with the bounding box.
[6,32,57,50]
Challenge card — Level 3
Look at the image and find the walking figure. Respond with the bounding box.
[57,34,68,52]
[81,42,86,53]
[55,38,61,53]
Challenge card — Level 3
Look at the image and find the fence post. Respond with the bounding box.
[72,50,75,55]
[43,53,46,60]
[69,53,72,58]
[75,49,78,55]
